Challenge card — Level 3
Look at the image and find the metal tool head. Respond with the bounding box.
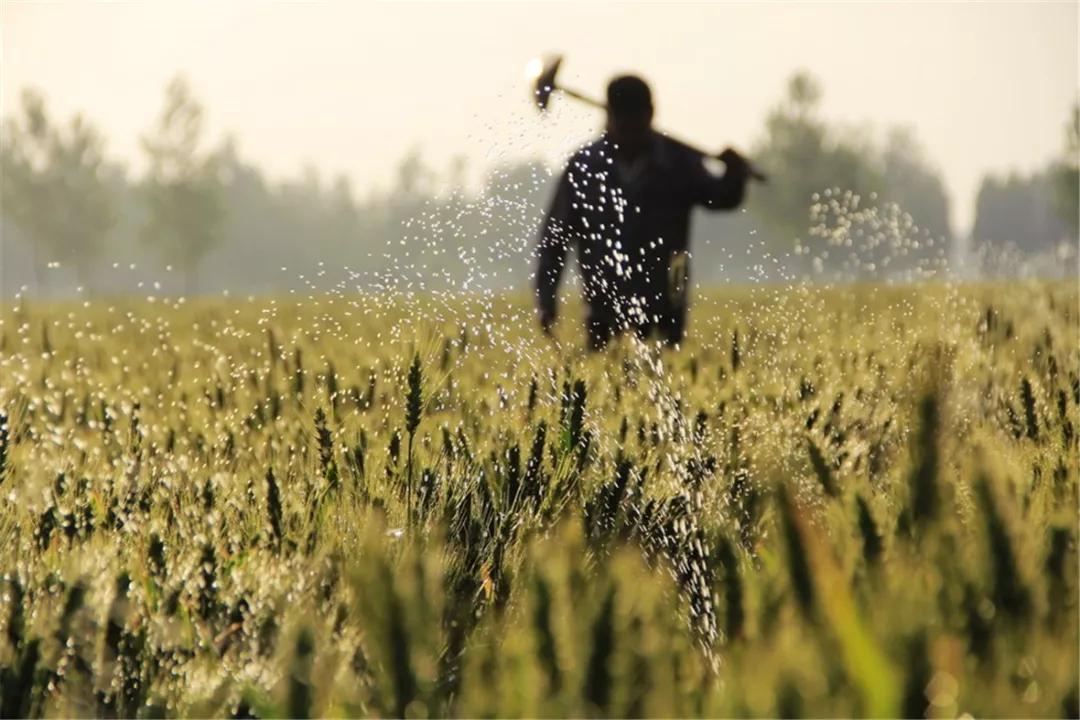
[527,55,563,111]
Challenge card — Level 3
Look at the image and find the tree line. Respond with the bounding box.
[2,73,1076,298]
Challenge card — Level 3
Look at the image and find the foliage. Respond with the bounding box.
[1052,104,1079,237]
[3,70,968,297]
[971,104,1079,269]
[747,72,953,273]
[0,282,1076,717]
[0,89,116,290]
[140,76,226,295]
[971,169,1073,255]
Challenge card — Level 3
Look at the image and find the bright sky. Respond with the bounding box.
[3,1,1077,236]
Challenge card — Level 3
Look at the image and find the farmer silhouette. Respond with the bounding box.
[536,75,752,350]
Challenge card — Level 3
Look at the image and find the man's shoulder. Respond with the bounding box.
[654,133,702,166]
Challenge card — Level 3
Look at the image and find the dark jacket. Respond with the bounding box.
[536,131,748,348]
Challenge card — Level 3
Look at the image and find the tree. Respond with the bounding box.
[1052,104,1078,236]
[394,147,435,201]
[971,170,1070,255]
[1,90,53,293]
[50,116,118,291]
[748,72,882,260]
[141,77,225,295]
[1,89,115,294]
[881,128,951,241]
[746,72,952,279]
[971,104,1077,272]
[872,128,953,277]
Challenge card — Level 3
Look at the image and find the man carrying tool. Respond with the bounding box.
[535,74,755,350]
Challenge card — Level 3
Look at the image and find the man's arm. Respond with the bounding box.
[535,166,575,332]
[694,147,751,210]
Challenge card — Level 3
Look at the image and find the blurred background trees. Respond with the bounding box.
[1,73,1076,298]
[1053,104,1079,237]
[968,102,1078,274]
[1,90,116,293]
[748,73,882,250]
[971,170,1069,254]
[741,73,953,279]
[140,77,226,296]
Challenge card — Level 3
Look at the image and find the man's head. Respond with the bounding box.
[606,75,653,157]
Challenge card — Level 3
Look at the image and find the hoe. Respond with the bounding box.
[528,54,767,182]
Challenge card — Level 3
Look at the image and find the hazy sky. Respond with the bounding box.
[3,1,1077,236]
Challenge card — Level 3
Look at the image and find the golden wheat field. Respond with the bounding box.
[0,281,1077,718]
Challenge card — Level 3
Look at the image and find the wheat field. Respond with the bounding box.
[0,281,1076,718]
